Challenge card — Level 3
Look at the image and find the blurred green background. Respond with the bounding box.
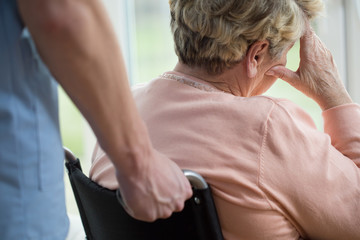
[59,88,83,157]
[59,0,322,164]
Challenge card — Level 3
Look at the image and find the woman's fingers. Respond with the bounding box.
[266,23,352,110]
[266,66,300,86]
[299,23,316,59]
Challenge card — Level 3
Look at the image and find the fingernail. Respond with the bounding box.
[266,70,275,76]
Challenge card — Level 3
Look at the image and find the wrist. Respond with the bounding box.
[317,91,352,111]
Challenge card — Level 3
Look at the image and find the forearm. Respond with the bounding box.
[17,0,148,173]
[323,103,360,167]
[17,1,193,221]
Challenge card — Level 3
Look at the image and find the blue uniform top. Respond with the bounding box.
[0,0,68,239]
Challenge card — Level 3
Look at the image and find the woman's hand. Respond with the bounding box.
[266,23,352,110]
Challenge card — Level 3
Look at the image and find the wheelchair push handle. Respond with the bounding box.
[183,170,208,190]
[116,170,208,210]
[64,147,77,163]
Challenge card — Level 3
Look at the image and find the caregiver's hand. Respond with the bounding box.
[266,24,352,110]
[114,139,193,222]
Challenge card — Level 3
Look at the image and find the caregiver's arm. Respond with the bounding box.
[17,0,192,221]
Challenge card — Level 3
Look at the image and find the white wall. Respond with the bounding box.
[101,0,137,84]
[317,0,360,103]
[317,0,347,83]
[345,0,360,103]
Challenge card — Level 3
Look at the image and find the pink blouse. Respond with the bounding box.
[90,72,360,240]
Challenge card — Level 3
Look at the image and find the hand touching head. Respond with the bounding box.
[266,23,352,110]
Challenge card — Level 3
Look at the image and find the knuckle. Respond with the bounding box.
[174,200,185,212]
[140,211,157,222]
[187,188,193,198]
[147,215,157,222]
[162,209,173,219]
[278,72,285,79]
[126,204,157,222]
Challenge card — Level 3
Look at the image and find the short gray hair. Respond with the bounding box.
[170,0,324,74]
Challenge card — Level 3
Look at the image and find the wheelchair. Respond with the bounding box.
[64,147,224,240]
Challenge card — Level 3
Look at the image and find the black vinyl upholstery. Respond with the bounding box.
[64,148,224,240]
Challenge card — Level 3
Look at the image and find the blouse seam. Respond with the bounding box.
[258,100,308,238]
[258,100,276,210]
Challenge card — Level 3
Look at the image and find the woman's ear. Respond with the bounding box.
[246,40,270,78]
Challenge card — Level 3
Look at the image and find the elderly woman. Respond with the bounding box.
[90,0,360,239]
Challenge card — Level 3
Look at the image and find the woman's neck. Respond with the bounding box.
[173,62,256,97]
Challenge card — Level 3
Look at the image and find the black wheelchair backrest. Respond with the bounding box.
[64,147,224,240]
